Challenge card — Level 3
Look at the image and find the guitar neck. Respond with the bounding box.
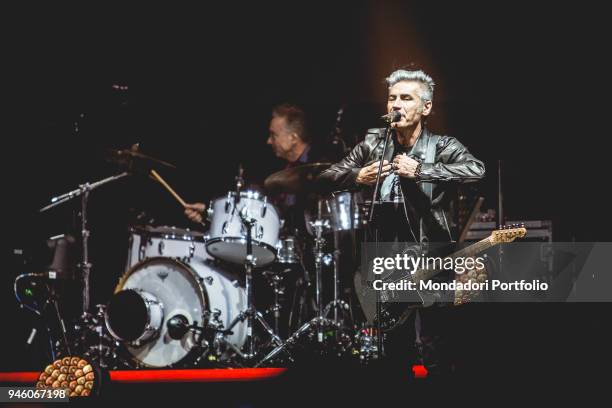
[411,236,494,282]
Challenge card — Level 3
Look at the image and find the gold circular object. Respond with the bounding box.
[34,356,95,397]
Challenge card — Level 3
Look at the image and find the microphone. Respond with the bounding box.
[167,315,189,340]
[380,111,403,123]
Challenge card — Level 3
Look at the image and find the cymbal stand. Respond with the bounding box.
[255,203,339,367]
[262,270,285,336]
[328,248,353,335]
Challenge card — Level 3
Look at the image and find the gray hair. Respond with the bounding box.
[385,69,435,102]
[272,103,310,143]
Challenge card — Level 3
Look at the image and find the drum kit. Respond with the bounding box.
[23,145,376,369]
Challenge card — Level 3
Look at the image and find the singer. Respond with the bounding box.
[318,68,485,377]
[319,68,485,240]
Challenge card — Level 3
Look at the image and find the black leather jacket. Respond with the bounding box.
[318,127,485,242]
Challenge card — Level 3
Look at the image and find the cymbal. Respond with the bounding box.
[264,162,331,194]
[106,147,176,170]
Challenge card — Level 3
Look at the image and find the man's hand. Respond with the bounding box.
[392,154,420,179]
[184,202,206,223]
[356,160,392,185]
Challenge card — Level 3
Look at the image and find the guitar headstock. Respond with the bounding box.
[491,224,527,243]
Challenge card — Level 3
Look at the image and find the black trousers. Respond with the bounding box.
[383,305,458,377]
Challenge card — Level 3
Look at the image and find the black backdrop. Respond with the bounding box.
[1,1,610,382]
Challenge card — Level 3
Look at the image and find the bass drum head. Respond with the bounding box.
[105,289,158,342]
[112,257,207,368]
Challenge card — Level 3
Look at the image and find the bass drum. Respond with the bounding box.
[106,257,247,368]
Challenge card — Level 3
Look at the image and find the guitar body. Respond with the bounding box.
[354,268,421,332]
[353,226,526,332]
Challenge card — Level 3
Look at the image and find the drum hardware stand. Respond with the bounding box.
[262,270,285,336]
[72,304,127,369]
[254,293,344,367]
[312,205,354,339]
[187,311,253,365]
[286,237,312,332]
[312,217,329,343]
[310,199,335,342]
[353,327,379,363]
[173,319,225,365]
[256,208,350,367]
[84,305,118,368]
[221,207,283,363]
[329,249,354,335]
[288,275,308,333]
[40,172,130,316]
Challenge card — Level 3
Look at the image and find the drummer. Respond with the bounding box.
[185,103,334,233]
[265,103,337,231]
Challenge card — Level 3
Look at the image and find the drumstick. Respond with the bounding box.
[151,169,206,227]
[149,170,207,228]
[150,169,188,207]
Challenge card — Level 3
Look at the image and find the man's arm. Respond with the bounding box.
[318,138,392,190]
[318,142,367,191]
[418,136,485,182]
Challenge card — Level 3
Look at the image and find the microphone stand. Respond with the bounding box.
[368,126,393,223]
[366,122,393,360]
[40,172,130,316]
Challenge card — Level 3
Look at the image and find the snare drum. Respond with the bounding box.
[206,190,280,266]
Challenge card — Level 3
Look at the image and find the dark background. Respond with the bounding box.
[1,1,610,385]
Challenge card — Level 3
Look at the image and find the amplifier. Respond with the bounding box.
[465,220,552,242]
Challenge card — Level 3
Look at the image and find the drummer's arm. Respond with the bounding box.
[184,202,206,223]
